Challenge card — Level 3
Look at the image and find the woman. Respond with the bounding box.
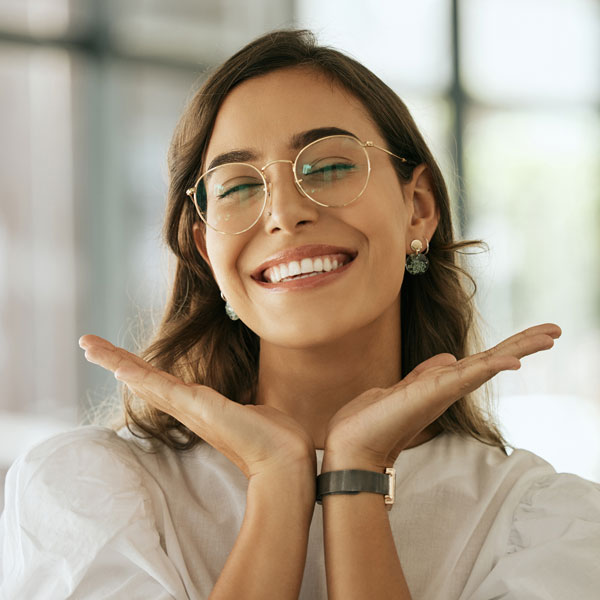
[1,30,598,599]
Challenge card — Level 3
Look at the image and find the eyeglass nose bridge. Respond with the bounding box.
[259,159,304,205]
[260,159,296,195]
[260,158,294,173]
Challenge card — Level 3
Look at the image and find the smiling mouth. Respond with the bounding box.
[259,253,356,284]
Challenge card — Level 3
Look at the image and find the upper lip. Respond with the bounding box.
[251,244,358,281]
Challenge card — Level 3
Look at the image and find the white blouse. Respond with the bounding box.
[1,425,599,599]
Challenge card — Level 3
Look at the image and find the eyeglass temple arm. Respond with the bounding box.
[364,141,416,165]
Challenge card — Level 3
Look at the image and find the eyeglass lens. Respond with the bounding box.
[196,136,368,234]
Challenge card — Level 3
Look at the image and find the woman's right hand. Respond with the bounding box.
[79,335,316,482]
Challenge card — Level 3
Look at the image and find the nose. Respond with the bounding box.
[261,161,320,234]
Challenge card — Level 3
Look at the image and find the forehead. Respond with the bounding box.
[205,67,383,163]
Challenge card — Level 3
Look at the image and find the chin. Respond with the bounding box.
[255,314,363,350]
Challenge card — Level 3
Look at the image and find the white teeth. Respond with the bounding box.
[288,261,301,276]
[300,258,313,274]
[261,253,354,283]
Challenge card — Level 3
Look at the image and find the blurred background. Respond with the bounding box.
[1,0,599,510]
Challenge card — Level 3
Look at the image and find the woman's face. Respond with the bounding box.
[194,67,426,348]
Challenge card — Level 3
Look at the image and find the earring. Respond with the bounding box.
[405,238,430,275]
[220,291,240,321]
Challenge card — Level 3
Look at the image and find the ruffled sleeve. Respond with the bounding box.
[0,426,189,600]
[467,471,600,599]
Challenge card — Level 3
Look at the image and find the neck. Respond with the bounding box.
[256,301,404,450]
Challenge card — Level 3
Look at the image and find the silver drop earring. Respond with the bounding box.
[220,291,239,321]
[405,238,430,275]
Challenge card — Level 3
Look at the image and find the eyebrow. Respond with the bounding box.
[205,126,359,172]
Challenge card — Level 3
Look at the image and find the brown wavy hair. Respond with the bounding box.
[108,29,507,454]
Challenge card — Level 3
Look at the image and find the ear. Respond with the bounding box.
[403,164,439,251]
[192,222,212,269]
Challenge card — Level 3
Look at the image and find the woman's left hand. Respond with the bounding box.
[323,323,562,471]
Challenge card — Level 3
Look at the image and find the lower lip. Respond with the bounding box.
[253,258,356,292]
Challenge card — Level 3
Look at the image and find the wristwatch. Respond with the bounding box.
[316,468,396,510]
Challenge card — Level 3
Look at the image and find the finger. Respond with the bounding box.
[117,373,187,418]
[528,323,562,339]
[385,324,561,438]
[114,357,183,387]
[492,333,555,361]
[453,323,560,374]
[113,356,194,417]
[489,323,561,355]
[81,340,201,421]
[79,334,115,351]
[491,323,560,356]
[399,351,519,428]
[83,343,144,373]
[438,353,519,400]
[115,362,219,428]
[80,336,154,374]
[83,344,177,387]
[395,353,457,389]
[79,336,137,371]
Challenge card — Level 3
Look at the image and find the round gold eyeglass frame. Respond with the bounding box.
[185,134,413,235]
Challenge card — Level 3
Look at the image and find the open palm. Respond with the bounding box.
[324,323,561,470]
[80,335,316,479]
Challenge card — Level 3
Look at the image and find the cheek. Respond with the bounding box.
[368,227,406,298]
[354,184,408,260]
[206,234,244,294]
[363,172,407,222]
[362,195,408,295]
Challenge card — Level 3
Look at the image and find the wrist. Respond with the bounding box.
[322,445,385,474]
[249,463,316,513]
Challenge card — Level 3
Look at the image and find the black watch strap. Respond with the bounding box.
[316,468,396,510]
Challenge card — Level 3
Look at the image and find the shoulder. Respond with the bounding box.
[0,427,183,598]
[21,423,139,462]
[21,423,141,460]
[508,469,600,551]
[442,434,600,533]
[460,446,600,599]
[416,433,556,496]
[3,425,149,541]
[9,425,144,493]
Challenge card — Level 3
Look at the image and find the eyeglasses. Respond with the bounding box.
[186,134,412,235]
